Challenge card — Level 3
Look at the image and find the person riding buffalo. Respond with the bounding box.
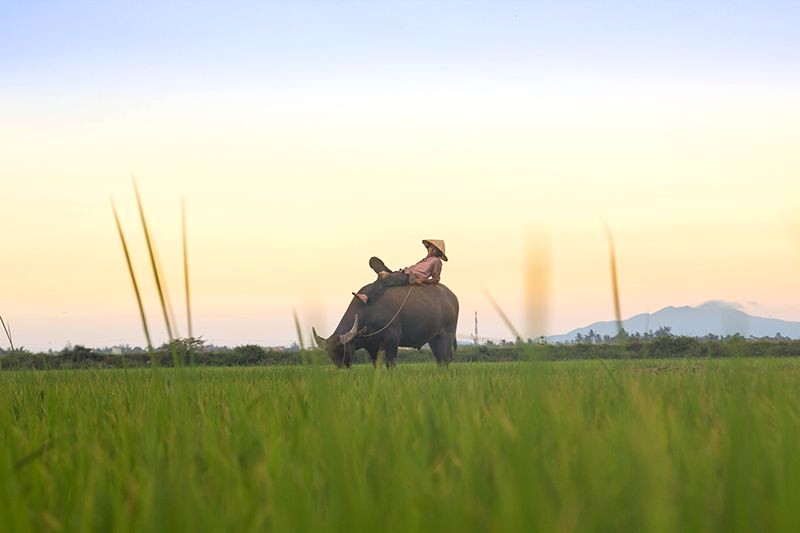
[353,239,447,304]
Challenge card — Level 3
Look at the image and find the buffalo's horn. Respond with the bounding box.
[312,328,328,349]
[339,315,359,344]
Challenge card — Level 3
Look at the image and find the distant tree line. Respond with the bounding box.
[3,330,800,370]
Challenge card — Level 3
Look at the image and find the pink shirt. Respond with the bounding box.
[403,256,442,283]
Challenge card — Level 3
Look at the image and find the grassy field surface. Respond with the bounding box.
[2,360,800,532]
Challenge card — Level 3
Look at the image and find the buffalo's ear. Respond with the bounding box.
[357,326,368,337]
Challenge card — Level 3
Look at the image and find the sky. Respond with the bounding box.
[2,1,800,350]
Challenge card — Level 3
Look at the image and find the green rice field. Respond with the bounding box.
[2,359,800,532]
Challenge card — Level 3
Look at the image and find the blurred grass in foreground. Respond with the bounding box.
[2,360,800,532]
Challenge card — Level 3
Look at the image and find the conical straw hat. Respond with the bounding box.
[422,239,448,261]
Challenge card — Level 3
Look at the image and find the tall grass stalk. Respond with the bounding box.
[483,288,522,341]
[156,250,181,339]
[523,231,550,341]
[132,179,174,341]
[0,316,13,351]
[601,219,623,338]
[111,200,153,351]
[182,197,193,339]
[293,309,306,351]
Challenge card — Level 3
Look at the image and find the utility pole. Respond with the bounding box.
[473,311,479,345]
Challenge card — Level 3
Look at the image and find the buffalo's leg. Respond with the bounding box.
[429,334,453,366]
[367,348,379,367]
[384,341,399,368]
[444,333,455,364]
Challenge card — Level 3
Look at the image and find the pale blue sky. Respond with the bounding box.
[2,1,799,91]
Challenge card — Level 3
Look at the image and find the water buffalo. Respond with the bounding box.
[312,283,459,367]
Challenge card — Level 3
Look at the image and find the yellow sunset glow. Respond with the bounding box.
[2,79,800,348]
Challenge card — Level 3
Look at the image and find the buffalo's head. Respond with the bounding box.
[312,315,365,368]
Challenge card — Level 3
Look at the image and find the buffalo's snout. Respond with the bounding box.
[313,326,356,369]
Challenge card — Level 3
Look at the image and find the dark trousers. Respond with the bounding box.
[362,272,411,303]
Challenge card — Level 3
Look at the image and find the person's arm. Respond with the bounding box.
[417,260,441,285]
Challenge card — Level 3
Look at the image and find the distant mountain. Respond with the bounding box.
[548,301,800,342]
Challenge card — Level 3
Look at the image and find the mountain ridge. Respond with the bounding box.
[548,301,800,342]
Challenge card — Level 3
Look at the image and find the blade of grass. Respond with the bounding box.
[524,230,551,341]
[133,179,174,341]
[0,315,14,351]
[182,196,193,339]
[483,288,522,342]
[601,219,623,338]
[598,218,629,377]
[111,199,153,351]
[13,439,53,471]
[148,223,181,339]
[156,247,181,339]
[293,309,306,351]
